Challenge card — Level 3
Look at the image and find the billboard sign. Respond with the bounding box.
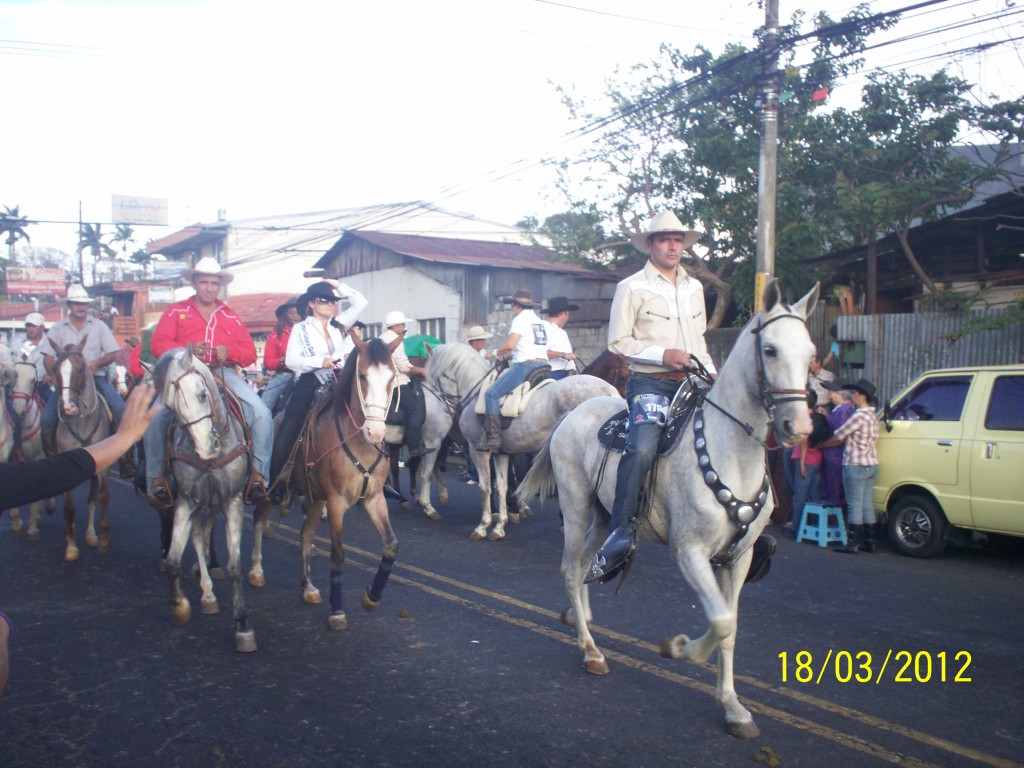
[112,194,168,226]
[5,266,67,295]
[151,260,189,281]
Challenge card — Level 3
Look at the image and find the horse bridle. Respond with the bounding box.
[167,366,221,432]
[54,352,105,445]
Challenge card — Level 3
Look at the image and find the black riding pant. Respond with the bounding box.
[387,380,425,451]
[269,371,321,483]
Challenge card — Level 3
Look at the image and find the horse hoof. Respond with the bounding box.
[235,630,257,653]
[726,718,760,739]
[85,533,98,547]
[210,567,226,581]
[519,505,533,519]
[248,572,266,588]
[509,513,520,524]
[327,612,348,631]
[304,588,322,605]
[660,636,690,659]
[362,588,380,613]
[488,530,505,541]
[201,597,220,615]
[65,547,80,562]
[424,508,442,521]
[584,659,610,676]
[27,530,41,542]
[173,601,192,625]
[470,529,486,541]
[400,501,412,510]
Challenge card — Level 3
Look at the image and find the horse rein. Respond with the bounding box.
[54,352,106,445]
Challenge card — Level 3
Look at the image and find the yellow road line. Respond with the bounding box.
[262,521,1021,768]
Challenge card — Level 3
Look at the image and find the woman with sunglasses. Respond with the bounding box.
[268,279,367,502]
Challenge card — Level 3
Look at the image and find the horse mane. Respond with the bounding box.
[151,348,222,408]
[332,336,392,415]
[425,342,489,387]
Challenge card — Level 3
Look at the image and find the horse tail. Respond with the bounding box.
[516,412,569,503]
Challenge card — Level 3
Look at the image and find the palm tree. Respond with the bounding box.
[0,205,33,265]
[110,223,135,281]
[77,223,116,285]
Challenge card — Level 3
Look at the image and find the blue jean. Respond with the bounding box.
[484,361,548,415]
[842,464,879,525]
[145,367,273,489]
[609,375,681,529]
[42,375,125,431]
[789,462,821,527]
[260,370,294,413]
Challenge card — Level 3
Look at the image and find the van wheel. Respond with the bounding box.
[889,495,947,558]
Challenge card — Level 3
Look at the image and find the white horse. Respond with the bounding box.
[384,389,451,514]
[151,346,257,653]
[517,280,819,739]
[6,359,55,538]
[424,343,618,540]
[0,365,16,463]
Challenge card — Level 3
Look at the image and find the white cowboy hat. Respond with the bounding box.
[464,325,493,342]
[628,211,702,254]
[64,284,94,304]
[384,310,413,328]
[181,256,234,285]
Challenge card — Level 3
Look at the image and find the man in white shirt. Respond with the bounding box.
[478,289,548,451]
[380,311,428,457]
[541,296,578,380]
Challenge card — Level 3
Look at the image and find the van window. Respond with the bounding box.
[985,376,1024,431]
[890,375,971,421]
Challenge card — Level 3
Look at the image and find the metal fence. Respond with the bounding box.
[835,310,1023,403]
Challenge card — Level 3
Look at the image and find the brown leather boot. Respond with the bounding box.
[477,414,502,452]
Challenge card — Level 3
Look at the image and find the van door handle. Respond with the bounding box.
[987,443,994,459]
[937,440,953,446]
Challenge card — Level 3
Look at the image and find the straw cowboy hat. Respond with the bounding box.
[464,325,493,342]
[181,256,234,285]
[384,310,414,328]
[25,312,46,326]
[64,284,95,304]
[628,211,702,254]
[541,296,579,315]
[501,289,541,308]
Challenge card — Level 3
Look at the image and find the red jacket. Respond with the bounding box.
[150,296,257,368]
[262,326,292,372]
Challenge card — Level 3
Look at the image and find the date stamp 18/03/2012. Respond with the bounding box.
[778,650,973,685]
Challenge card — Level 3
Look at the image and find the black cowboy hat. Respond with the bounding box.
[274,299,296,320]
[541,296,580,315]
[823,378,849,392]
[302,282,341,304]
[501,289,541,308]
[846,378,877,401]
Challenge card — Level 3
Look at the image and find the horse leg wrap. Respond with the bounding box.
[329,570,344,613]
[368,556,395,603]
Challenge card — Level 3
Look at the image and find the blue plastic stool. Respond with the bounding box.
[795,503,847,547]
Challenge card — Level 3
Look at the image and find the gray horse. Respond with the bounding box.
[518,280,819,739]
[423,342,618,540]
[6,359,55,539]
[151,347,257,653]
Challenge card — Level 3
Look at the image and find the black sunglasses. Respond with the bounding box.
[312,297,337,304]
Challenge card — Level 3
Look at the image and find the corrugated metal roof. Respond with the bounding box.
[320,230,598,276]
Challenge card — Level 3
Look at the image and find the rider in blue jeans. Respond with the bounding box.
[477,289,549,452]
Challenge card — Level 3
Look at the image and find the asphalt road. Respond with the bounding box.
[1,466,1022,768]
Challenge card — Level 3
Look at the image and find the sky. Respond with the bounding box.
[2,0,1022,257]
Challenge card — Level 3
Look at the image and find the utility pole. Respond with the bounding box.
[754,0,780,312]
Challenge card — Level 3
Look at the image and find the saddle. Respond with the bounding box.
[596,373,708,456]
[473,365,553,418]
[272,382,336,503]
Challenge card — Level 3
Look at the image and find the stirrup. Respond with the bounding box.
[585,527,638,586]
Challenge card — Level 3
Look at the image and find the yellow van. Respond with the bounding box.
[874,364,1024,557]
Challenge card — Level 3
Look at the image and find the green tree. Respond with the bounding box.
[551,4,1024,319]
[129,246,156,279]
[77,223,116,284]
[0,205,34,265]
[110,223,135,280]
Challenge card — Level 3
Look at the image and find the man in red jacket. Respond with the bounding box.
[259,299,299,413]
[143,257,272,507]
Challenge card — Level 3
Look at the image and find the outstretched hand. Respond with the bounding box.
[117,385,164,443]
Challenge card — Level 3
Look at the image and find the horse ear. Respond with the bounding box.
[385,334,403,354]
[351,331,367,353]
[792,282,821,319]
[183,344,194,366]
[48,337,62,355]
[74,333,89,355]
[760,278,781,313]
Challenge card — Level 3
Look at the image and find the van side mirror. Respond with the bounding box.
[882,401,893,432]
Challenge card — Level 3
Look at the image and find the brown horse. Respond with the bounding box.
[290,334,402,631]
[50,340,112,562]
[581,349,629,397]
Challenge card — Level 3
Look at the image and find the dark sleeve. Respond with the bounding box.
[0,449,97,510]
